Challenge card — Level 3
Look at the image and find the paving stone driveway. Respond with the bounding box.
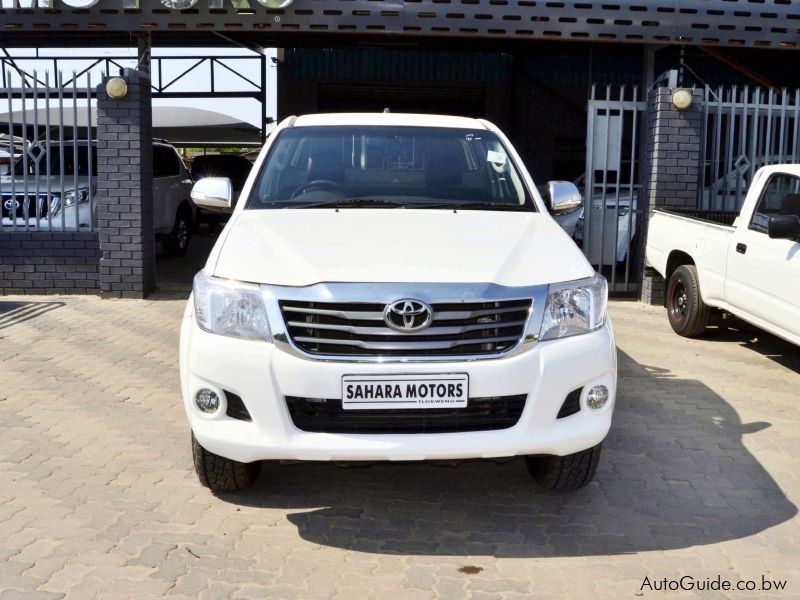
[0,295,798,599]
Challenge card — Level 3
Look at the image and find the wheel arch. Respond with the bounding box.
[177,199,195,219]
[665,250,695,283]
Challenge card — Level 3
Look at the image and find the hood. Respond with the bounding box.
[0,175,90,194]
[211,209,594,287]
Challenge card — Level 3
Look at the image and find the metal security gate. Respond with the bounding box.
[582,85,646,293]
[700,86,800,212]
[1,71,96,232]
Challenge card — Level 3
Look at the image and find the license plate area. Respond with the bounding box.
[342,373,469,410]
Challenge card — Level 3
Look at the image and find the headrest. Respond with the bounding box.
[307,150,344,183]
[425,141,464,187]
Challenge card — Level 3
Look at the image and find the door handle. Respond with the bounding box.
[736,243,747,254]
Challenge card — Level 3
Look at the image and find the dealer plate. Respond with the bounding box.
[342,373,469,410]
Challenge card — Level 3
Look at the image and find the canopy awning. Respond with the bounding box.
[0,105,262,146]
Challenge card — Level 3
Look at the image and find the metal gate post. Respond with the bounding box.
[639,82,704,304]
[96,69,156,298]
[135,32,152,78]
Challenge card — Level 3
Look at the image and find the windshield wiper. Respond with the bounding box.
[291,198,406,209]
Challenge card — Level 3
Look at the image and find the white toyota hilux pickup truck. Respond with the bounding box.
[646,164,800,345]
[180,113,616,493]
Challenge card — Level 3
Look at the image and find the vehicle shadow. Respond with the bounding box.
[217,349,796,557]
[0,300,64,331]
[703,314,800,374]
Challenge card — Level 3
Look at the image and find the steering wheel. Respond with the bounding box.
[290,180,346,200]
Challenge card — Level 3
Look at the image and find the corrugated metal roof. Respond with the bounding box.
[4,0,799,51]
[283,49,512,84]
[285,47,646,88]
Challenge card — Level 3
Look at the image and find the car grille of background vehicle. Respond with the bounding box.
[1,194,52,221]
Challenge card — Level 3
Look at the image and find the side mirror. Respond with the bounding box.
[547,181,582,214]
[191,177,233,212]
[768,215,800,240]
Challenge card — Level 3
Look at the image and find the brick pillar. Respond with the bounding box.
[639,85,704,304]
[96,69,155,299]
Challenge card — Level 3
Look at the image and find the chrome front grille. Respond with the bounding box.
[1,194,51,219]
[279,299,532,358]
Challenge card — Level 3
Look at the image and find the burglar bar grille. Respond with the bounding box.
[582,84,646,294]
[700,86,800,212]
[1,70,96,233]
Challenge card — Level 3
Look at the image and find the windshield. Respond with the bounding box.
[248,126,534,211]
[13,144,97,177]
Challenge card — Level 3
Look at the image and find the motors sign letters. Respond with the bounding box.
[2,0,293,8]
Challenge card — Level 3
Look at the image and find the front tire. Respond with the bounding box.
[525,444,602,491]
[666,265,710,337]
[191,433,260,493]
[163,205,192,257]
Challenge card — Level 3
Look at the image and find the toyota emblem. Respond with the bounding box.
[3,198,20,212]
[383,299,433,333]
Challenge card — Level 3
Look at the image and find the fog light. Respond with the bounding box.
[195,389,220,413]
[586,385,609,409]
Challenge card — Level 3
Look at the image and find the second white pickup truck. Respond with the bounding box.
[646,165,800,346]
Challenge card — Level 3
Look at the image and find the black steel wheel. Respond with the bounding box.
[666,264,710,337]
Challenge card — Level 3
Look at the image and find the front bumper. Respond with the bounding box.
[180,303,617,463]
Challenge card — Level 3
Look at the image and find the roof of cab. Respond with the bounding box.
[291,112,488,129]
[757,164,800,176]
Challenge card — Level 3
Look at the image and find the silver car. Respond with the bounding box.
[1,140,196,255]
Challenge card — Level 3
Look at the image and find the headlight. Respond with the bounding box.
[539,275,607,341]
[50,188,90,217]
[64,188,90,207]
[192,272,271,341]
[49,195,62,216]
